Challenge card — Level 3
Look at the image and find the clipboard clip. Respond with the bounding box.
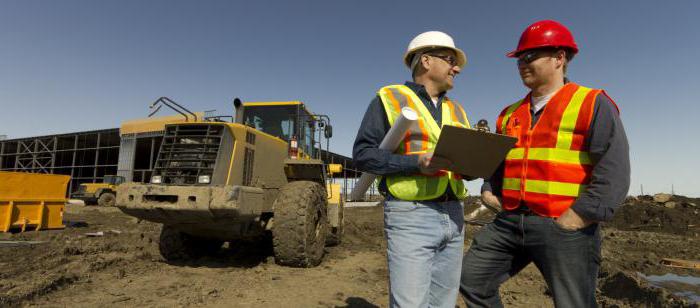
[475,119,490,132]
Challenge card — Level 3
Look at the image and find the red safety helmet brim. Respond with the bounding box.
[507,20,579,58]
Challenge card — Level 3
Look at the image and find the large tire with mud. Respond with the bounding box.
[158,225,223,261]
[272,181,328,267]
[325,199,344,246]
[97,192,116,207]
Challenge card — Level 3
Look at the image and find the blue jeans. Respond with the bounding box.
[383,200,465,308]
[460,211,602,308]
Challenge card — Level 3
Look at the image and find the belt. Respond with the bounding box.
[424,194,459,202]
[507,205,538,215]
[386,193,458,203]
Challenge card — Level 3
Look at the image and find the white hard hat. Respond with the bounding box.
[403,31,467,69]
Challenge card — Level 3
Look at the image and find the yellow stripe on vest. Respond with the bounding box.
[503,178,521,191]
[378,89,401,125]
[500,99,524,133]
[458,104,471,128]
[395,86,442,140]
[556,86,592,149]
[503,178,587,197]
[506,148,592,165]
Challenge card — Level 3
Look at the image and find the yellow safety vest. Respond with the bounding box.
[378,85,471,201]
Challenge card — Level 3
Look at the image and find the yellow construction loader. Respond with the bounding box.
[116,98,343,267]
[72,175,125,206]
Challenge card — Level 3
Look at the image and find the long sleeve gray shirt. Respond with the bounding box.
[482,88,631,222]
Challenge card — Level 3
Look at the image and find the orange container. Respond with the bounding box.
[0,171,69,232]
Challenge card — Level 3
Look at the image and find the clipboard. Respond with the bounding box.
[432,125,517,178]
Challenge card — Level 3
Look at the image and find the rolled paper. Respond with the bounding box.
[350,107,418,201]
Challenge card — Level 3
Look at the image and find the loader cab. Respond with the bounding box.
[103,175,125,186]
[237,101,326,159]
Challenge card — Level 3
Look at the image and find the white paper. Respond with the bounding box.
[350,107,418,201]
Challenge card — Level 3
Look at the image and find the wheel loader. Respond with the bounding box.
[116,99,344,267]
[72,175,125,206]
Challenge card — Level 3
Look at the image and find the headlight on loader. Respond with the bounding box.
[198,175,211,184]
[151,175,162,184]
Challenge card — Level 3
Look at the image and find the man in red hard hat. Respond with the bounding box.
[459,20,630,307]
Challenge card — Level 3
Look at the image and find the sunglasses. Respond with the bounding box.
[517,49,559,65]
[427,54,458,67]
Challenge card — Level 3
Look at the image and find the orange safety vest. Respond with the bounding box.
[378,85,470,201]
[497,83,617,217]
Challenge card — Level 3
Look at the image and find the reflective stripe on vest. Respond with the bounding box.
[497,83,601,217]
[378,85,470,201]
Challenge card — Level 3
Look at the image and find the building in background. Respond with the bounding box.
[0,114,356,194]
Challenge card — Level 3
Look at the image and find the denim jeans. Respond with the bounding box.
[383,200,465,308]
[460,211,602,308]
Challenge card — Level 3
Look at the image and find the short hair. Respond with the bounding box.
[560,48,574,75]
[409,52,424,78]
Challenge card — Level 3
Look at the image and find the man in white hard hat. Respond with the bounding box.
[353,31,472,308]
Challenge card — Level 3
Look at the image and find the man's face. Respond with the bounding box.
[423,49,461,91]
[516,48,564,89]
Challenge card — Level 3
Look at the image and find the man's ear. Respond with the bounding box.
[555,51,566,68]
[420,54,431,71]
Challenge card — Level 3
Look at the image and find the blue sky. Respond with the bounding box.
[1,1,698,196]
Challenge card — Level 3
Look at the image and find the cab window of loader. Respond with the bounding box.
[304,121,315,158]
[104,175,125,185]
[243,105,298,141]
[242,104,316,157]
[281,119,293,138]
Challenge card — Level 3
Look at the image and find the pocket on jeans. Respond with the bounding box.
[548,218,583,235]
[384,201,419,213]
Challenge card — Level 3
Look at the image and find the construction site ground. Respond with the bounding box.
[1,196,699,307]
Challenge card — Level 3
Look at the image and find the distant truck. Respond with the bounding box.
[72,175,125,206]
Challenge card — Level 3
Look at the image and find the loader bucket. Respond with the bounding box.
[0,171,69,232]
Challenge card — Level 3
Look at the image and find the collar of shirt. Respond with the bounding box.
[403,81,444,125]
[404,81,445,110]
[530,92,554,114]
[529,79,571,114]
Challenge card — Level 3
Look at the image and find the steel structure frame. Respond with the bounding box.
[0,127,360,198]
[0,129,120,193]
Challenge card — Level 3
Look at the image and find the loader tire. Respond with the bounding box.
[97,192,116,207]
[272,181,328,267]
[158,225,222,261]
[325,200,344,246]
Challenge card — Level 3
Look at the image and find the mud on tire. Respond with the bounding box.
[272,181,328,267]
[97,192,116,207]
[158,225,223,261]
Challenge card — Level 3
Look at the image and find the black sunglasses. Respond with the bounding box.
[427,54,458,67]
[517,49,559,65]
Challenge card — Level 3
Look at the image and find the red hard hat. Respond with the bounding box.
[507,20,578,58]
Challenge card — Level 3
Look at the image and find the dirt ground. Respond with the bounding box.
[1,196,699,307]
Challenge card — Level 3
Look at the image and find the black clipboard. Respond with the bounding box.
[432,125,517,178]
